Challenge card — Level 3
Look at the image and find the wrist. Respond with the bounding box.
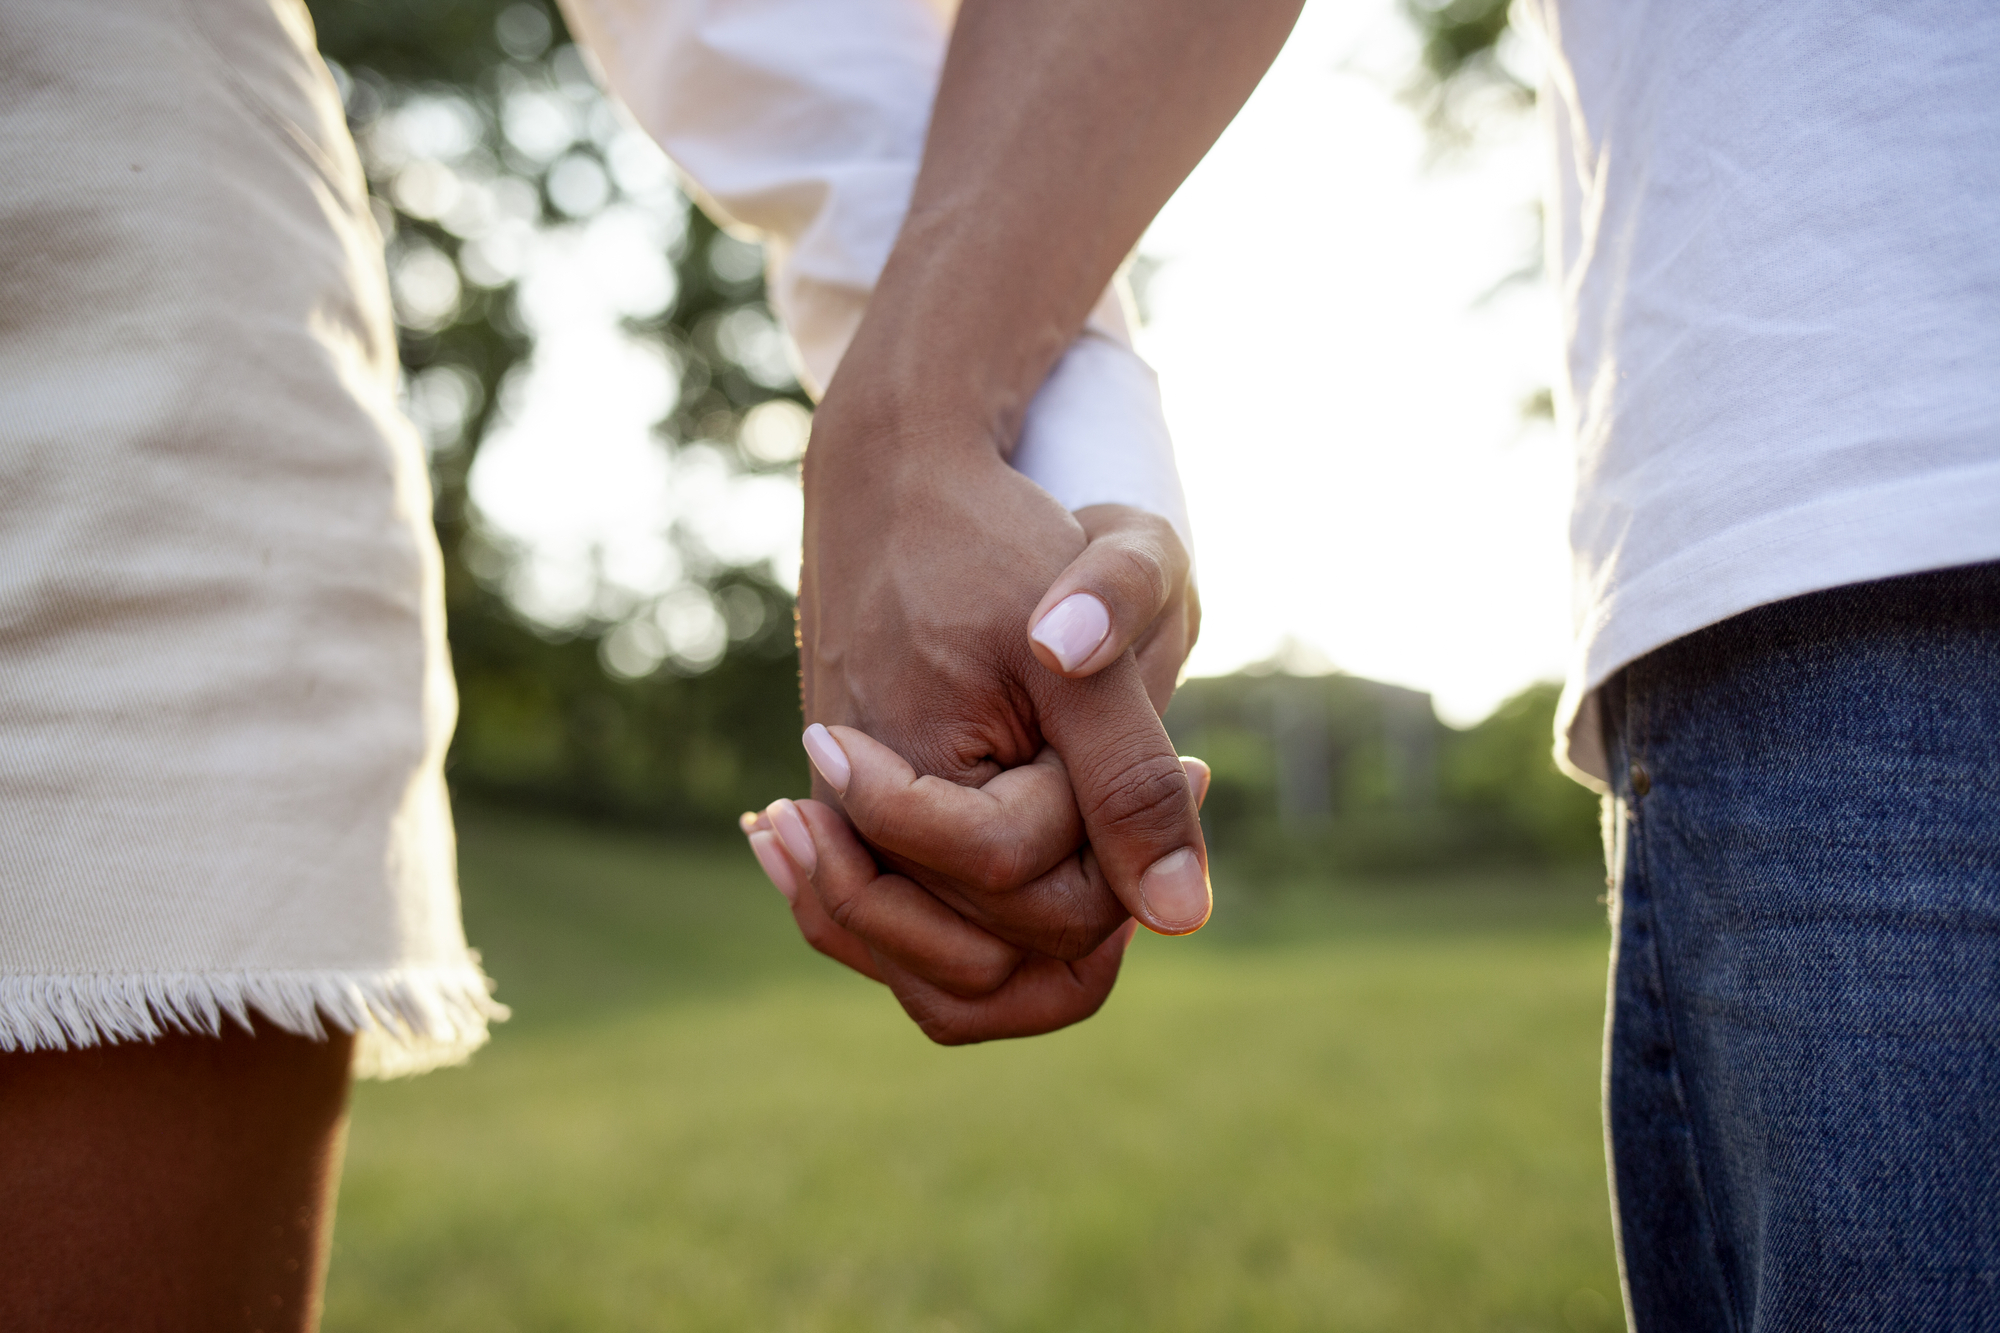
[822,221,1082,460]
[805,374,1005,481]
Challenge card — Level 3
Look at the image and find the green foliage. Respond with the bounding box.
[1442,682,1603,865]
[1399,0,1534,143]
[310,0,816,827]
[1167,673,1600,873]
[325,814,1621,1331]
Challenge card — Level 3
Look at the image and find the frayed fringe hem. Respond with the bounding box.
[0,964,509,1079]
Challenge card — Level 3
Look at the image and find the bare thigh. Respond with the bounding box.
[0,1021,353,1333]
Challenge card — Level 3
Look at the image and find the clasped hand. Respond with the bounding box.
[741,390,1211,1044]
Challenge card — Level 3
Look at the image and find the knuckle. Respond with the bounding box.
[823,891,864,934]
[1014,866,1123,961]
[1040,908,1123,962]
[966,830,1033,896]
[1096,542,1172,618]
[950,946,1018,998]
[797,915,845,959]
[907,1000,977,1047]
[1083,751,1193,845]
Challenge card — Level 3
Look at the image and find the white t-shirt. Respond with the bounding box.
[557,0,1193,552]
[1529,0,2000,784]
[565,0,2000,787]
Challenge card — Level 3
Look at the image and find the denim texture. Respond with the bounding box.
[1600,562,2000,1331]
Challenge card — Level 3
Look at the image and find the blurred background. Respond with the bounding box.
[308,0,1622,1327]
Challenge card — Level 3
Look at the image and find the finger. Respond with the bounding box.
[791,799,1024,998]
[806,725,1128,958]
[1032,658,1212,936]
[803,724,1085,891]
[859,755,1208,963]
[878,919,1139,1046]
[1025,505,1189,681]
[1182,756,1212,808]
[742,812,887,983]
[1132,579,1201,715]
[894,844,1124,961]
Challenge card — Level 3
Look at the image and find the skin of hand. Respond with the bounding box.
[744,757,1211,1044]
[1032,503,1201,715]
[781,0,1302,999]
[799,415,1211,959]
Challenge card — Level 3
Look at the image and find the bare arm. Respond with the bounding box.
[788,0,1299,1039]
[843,0,1303,449]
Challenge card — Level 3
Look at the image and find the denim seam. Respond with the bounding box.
[1625,708,1746,1333]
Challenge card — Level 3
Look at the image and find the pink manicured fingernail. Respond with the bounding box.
[766,798,817,874]
[1030,593,1112,672]
[1137,847,1211,934]
[802,723,851,793]
[747,830,799,903]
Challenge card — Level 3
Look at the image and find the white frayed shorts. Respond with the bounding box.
[0,0,501,1076]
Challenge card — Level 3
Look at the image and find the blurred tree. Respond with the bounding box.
[311,0,813,828]
[1399,0,1533,144]
[1168,669,1599,874]
[1438,683,1602,865]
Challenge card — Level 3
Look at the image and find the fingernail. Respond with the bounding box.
[1029,593,1112,672]
[1180,757,1211,807]
[766,798,817,875]
[747,830,800,903]
[802,723,851,793]
[1137,848,1210,933]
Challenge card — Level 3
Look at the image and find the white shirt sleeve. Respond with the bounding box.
[556,0,1193,553]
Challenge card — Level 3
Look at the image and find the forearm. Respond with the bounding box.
[829,0,1303,452]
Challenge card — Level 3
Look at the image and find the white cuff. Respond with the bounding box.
[1011,331,1193,558]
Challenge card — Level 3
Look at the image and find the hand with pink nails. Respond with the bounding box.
[742,749,1211,1045]
[746,437,1209,1044]
[729,0,1297,1044]
[740,431,1212,1044]
[794,428,1211,955]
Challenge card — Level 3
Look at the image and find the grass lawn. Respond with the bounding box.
[322,810,1624,1332]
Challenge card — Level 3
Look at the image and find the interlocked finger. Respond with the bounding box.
[873,919,1139,1045]
[790,799,1024,998]
[806,726,1085,891]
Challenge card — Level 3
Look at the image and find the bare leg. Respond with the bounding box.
[0,1019,354,1333]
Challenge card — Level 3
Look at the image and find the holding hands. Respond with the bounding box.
[736,0,1303,1042]
[742,403,1215,1042]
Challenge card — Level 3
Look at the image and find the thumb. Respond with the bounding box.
[1025,505,1190,684]
[1032,658,1211,936]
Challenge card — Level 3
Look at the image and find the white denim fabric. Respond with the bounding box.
[556,0,1195,553]
[0,0,501,1075]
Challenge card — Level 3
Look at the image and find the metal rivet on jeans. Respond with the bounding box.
[1630,761,1651,797]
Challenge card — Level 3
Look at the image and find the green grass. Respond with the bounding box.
[322,811,1623,1332]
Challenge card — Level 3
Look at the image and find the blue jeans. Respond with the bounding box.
[1600,563,2000,1331]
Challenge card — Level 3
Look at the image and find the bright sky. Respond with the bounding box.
[1139,2,1572,723]
[468,0,1573,726]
